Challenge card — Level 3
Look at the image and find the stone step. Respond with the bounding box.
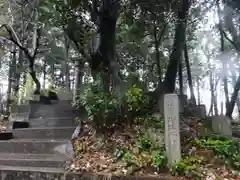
[0,153,67,168]
[29,117,78,127]
[13,127,76,139]
[0,165,170,180]
[0,139,72,154]
[0,165,65,180]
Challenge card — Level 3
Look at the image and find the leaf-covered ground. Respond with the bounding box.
[65,116,240,179]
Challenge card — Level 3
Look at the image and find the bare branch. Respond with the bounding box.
[222,29,240,53]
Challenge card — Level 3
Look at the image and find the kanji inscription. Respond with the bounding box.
[164,94,181,165]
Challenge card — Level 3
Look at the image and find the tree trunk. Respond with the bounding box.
[162,0,190,93]
[29,57,41,94]
[43,60,47,89]
[153,24,162,85]
[196,76,201,105]
[226,75,240,118]
[207,56,218,116]
[184,43,196,105]
[178,53,183,95]
[73,59,84,102]
[6,53,15,114]
[63,36,70,90]
[217,0,229,111]
[14,50,23,96]
[213,76,219,115]
[90,0,120,93]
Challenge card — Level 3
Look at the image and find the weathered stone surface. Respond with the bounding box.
[13,127,76,139]
[29,117,77,128]
[211,115,232,138]
[0,166,170,180]
[0,153,67,168]
[1,170,64,180]
[0,139,70,154]
[29,101,80,119]
[164,94,181,165]
[195,104,206,119]
[9,105,30,122]
[57,88,73,101]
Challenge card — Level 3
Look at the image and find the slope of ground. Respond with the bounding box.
[65,116,240,179]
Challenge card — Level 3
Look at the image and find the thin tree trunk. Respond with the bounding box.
[179,53,183,95]
[43,60,46,89]
[213,76,219,115]
[14,50,23,96]
[184,43,196,105]
[153,24,162,85]
[6,53,14,114]
[226,75,240,118]
[196,76,201,105]
[73,59,84,102]
[63,36,70,90]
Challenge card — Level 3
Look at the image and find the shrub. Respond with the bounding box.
[75,80,121,134]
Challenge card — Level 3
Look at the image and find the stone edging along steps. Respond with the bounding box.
[0,165,171,180]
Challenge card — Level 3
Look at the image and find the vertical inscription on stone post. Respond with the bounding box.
[164,94,181,165]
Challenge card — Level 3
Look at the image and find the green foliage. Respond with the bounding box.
[170,156,203,177]
[125,85,145,113]
[151,150,166,170]
[137,133,154,152]
[135,116,164,130]
[191,138,240,169]
[74,79,121,131]
[123,151,133,166]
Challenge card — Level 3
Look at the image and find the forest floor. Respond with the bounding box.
[65,116,240,180]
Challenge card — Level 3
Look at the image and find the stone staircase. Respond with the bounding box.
[0,100,82,180]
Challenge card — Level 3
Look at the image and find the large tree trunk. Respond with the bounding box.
[90,0,120,93]
[161,0,190,93]
[184,43,196,105]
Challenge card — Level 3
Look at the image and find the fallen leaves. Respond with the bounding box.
[65,116,240,179]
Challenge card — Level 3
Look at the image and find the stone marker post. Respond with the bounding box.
[164,94,181,165]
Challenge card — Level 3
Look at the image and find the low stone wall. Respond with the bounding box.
[0,169,170,180]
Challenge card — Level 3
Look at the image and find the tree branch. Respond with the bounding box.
[221,29,240,53]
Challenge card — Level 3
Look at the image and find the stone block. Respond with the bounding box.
[195,104,206,119]
[211,115,232,138]
[164,93,181,165]
[9,113,30,122]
